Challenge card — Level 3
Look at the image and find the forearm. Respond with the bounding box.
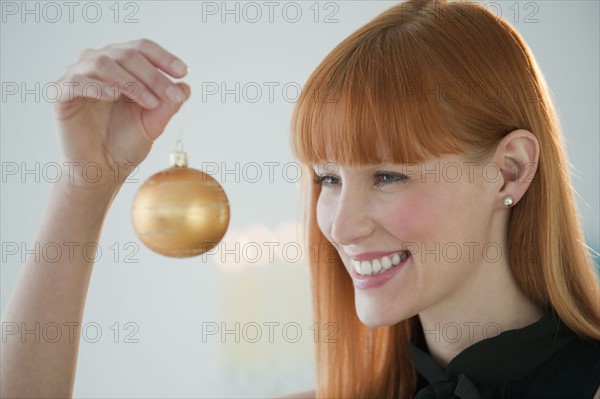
[1,179,121,398]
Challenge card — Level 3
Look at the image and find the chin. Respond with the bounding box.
[354,296,408,328]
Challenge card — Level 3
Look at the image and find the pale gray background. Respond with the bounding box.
[1,1,598,398]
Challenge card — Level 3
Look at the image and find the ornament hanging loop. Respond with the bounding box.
[175,129,184,152]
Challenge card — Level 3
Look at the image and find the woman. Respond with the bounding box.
[289,0,600,397]
[1,0,599,398]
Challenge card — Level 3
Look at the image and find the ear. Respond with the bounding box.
[491,129,539,208]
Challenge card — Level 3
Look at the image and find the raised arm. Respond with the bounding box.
[0,39,190,398]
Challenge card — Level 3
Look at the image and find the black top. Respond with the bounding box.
[409,311,600,398]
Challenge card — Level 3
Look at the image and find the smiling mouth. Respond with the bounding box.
[351,251,411,276]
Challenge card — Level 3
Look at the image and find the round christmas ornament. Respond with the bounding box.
[131,140,230,258]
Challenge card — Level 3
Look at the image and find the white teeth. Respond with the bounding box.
[372,259,382,273]
[353,259,361,274]
[353,252,409,276]
[382,256,392,270]
[361,261,373,275]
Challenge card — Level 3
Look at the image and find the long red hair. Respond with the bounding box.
[289,0,600,397]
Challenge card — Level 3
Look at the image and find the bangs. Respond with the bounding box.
[290,26,465,168]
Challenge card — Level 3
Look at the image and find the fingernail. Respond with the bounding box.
[166,86,185,103]
[171,59,187,76]
[143,92,159,107]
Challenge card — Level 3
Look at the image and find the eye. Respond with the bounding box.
[313,175,340,188]
[374,172,408,188]
[313,172,408,188]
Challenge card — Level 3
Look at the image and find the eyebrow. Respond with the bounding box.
[311,161,394,171]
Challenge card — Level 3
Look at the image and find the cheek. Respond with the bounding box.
[315,194,334,240]
[379,191,444,242]
[380,181,490,260]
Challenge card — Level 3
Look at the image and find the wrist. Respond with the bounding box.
[52,174,122,207]
[57,160,135,187]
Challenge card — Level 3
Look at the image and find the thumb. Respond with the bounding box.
[142,82,192,142]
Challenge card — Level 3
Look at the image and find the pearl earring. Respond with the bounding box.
[503,196,514,207]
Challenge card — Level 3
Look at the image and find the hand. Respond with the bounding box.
[52,38,191,189]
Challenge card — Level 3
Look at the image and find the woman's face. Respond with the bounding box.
[314,153,502,327]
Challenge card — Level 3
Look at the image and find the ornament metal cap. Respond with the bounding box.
[170,136,188,167]
[170,151,188,167]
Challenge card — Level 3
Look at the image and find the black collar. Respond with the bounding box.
[409,311,574,389]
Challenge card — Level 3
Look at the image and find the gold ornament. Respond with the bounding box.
[131,140,230,258]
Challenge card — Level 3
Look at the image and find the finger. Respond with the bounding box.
[109,47,186,105]
[55,73,120,104]
[176,82,191,102]
[52,74,132,121]
[121,38,188,79]
[85,55,160,109]
[140,83,190,142]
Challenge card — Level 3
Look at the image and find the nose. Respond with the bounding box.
[329,186,375,247]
